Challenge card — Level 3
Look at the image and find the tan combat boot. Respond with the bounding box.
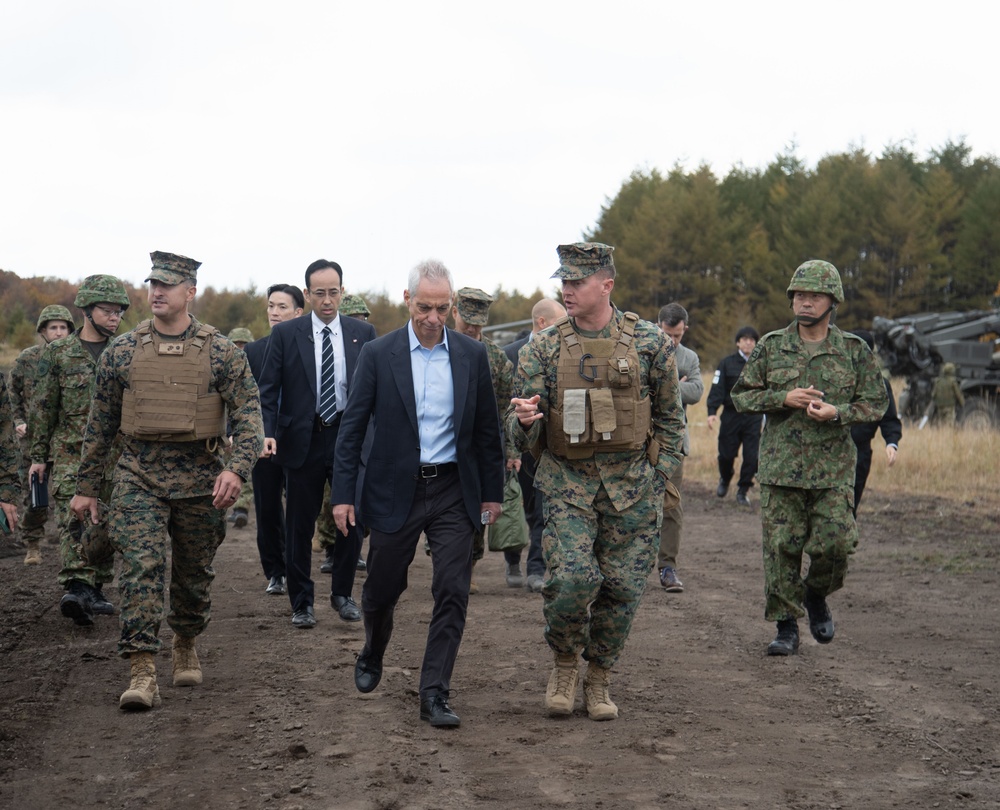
[583,662,618,721]
[172,634,203,687]
[23,540,42,565]
[545,653,579,716]
[120,652,161,711]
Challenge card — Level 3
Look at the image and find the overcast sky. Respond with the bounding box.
[2,1,997,301]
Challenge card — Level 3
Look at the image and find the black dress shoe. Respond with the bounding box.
[291,606,316,629]
[356,557,367,572]
[355,645,383,693]
[716,478,729,498]
[320,546,335,574]
[736,488,751,507]
[767,619,799,656]
[420,692,460,728]
[265,575,287,595]
[804,587,835,643]
[331,595,362,622]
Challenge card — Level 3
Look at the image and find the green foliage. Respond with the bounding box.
[589,138,1000,368]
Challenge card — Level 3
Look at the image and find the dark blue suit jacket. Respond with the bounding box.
[332,325,504,534]
[257,314,376,470]
[244,335,269,382]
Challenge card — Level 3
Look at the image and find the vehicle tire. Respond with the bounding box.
[958,397,998,431]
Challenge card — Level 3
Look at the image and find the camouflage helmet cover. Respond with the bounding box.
[228,327,254,343]
[74,274,131,310]
[941,362,956,375]
[340,293,371,317]
[36,304,74,332]
[786,260,844,304]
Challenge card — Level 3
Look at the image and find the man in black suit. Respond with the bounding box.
[244,283,305,596]
[502,297,565,593]
[333,259,504,728]
[258,260,377,629]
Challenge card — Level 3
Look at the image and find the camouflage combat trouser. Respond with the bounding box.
[541,483,662,669]
[109,482,226,657]
[316,479,338,548]
[53,489,114,589]
[760,484,858,622]
[16,444,50,545]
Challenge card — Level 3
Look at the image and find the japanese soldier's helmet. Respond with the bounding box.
[786,260,844,305]
[74,275,131,310]
[36,305,74,332]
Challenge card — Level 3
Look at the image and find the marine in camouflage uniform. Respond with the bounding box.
[71,252,263,712]
[1,375,22,532]
[508,243,684,720]
[9,305,74,563]
[451,287,519,585]
[29,279,132,624]
[731,260,888,656]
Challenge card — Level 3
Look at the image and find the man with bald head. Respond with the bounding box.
[503,297,567,592]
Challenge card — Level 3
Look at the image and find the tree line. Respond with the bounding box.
[0,270,547,355]
[588,138,1000,365]
[3,138,999,368]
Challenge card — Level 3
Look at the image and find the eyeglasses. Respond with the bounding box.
[308,289,341,300]
[93,305,125,319]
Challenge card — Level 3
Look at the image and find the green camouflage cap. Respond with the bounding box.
[74,274,131,309]
[146,251,201,285]
[455,287,493,326]
[340,293,371,317]
[787,259,844,304]
[36,304,74,332]
[228,327,254,344]
[552,242,615,280]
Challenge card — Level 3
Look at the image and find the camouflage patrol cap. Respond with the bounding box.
[228,327,254,344]
[552,242,615,281]
[454,287,494,326]
[340,293,371,317]
[146,251,201,285]
[787,259,844,304]
[74,275,131,309]
[36,304,74,332]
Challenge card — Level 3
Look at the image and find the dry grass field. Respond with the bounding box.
[684,374,998,508]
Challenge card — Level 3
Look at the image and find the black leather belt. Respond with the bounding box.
[417,462,457,479]
[313,412,341,432]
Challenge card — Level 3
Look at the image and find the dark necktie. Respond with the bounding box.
[319,326,337,423]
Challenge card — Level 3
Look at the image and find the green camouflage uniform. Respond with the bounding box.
[473,335,516,561]
[75,316,264,657]
[731,321,888,622]
[508,305,684,668]
[0,375,21,506]
[9,343,52,544]
[28,330,117,587]
[931,364,964,425]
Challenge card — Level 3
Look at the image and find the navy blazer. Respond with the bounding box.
[257,314,376,470]
[244,335,269,382]
[332,326,504,534]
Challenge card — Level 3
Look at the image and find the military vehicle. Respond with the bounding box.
[872,308,1000,429]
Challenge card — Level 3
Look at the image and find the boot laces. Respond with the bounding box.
[553,664,577,698]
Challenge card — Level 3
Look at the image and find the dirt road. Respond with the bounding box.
[1,483,998,809]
